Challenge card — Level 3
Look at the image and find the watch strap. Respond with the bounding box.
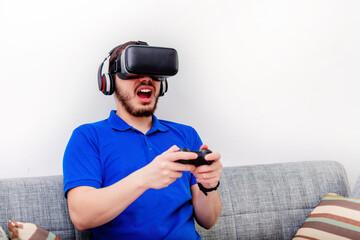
[198,181,220,196]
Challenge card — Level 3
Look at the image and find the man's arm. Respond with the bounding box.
[67,170,146,231]
[67,145,197,231]
[191,145,222,229]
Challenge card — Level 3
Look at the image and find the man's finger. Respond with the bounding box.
[194,161,222,174]
[199,144,209,151]
[164,145,180,154]
[204,152,221,161]
[172,162,196,172]
[167,151,198,162]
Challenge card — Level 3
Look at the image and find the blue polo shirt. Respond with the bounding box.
[63,110,203,240]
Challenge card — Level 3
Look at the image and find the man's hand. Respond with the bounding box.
[193,145,222,189]
[140,145,197,190]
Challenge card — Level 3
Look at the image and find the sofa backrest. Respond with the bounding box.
[0,160,350,240]
[0,175,91,239]
[195,160,350,240]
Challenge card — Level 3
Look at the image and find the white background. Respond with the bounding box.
[1,0,359,190]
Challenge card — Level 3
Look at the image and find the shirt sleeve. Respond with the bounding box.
[189,126,203,151]
[190,173,198,186]
[63,125,103,197]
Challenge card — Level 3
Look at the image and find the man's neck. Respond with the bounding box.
[116,106,153,135]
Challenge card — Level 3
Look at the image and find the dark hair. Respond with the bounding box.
[108,41,137,71]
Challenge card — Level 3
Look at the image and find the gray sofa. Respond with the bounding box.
[0,160,350,240]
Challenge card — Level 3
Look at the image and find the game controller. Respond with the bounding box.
[175,148,213,167]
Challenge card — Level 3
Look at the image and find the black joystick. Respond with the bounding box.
[176,148,213,167]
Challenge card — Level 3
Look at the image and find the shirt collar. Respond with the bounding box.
[108,110,168,134]
[150,115,168,133]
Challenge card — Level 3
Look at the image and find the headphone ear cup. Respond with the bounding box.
[108,74,115,95]
[98,55,115,95]
[159,79,168,97]
[100,73,115,95]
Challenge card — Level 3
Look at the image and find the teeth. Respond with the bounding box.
[139,89,151,93]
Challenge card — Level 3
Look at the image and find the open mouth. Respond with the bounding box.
[137,88,152,100]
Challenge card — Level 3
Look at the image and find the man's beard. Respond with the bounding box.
[114,84,159,117]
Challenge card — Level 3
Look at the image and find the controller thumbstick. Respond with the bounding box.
[201,149,212,154]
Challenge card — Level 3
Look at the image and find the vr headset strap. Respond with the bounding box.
[109,41,148,73]
[109,61,119,73]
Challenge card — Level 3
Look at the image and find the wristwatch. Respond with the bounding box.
[198,182,220,196]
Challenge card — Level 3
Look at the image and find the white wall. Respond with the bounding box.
[1,0,359,190]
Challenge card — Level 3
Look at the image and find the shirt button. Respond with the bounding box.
[149,147,152,151]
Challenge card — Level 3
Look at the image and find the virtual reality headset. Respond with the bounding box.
[109,44,179,79]
[98,41,177,96]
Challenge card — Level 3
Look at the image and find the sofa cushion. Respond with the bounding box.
[8,220,61,240]
[293,193,360,239]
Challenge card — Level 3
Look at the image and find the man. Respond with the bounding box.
[63,41,222,239]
